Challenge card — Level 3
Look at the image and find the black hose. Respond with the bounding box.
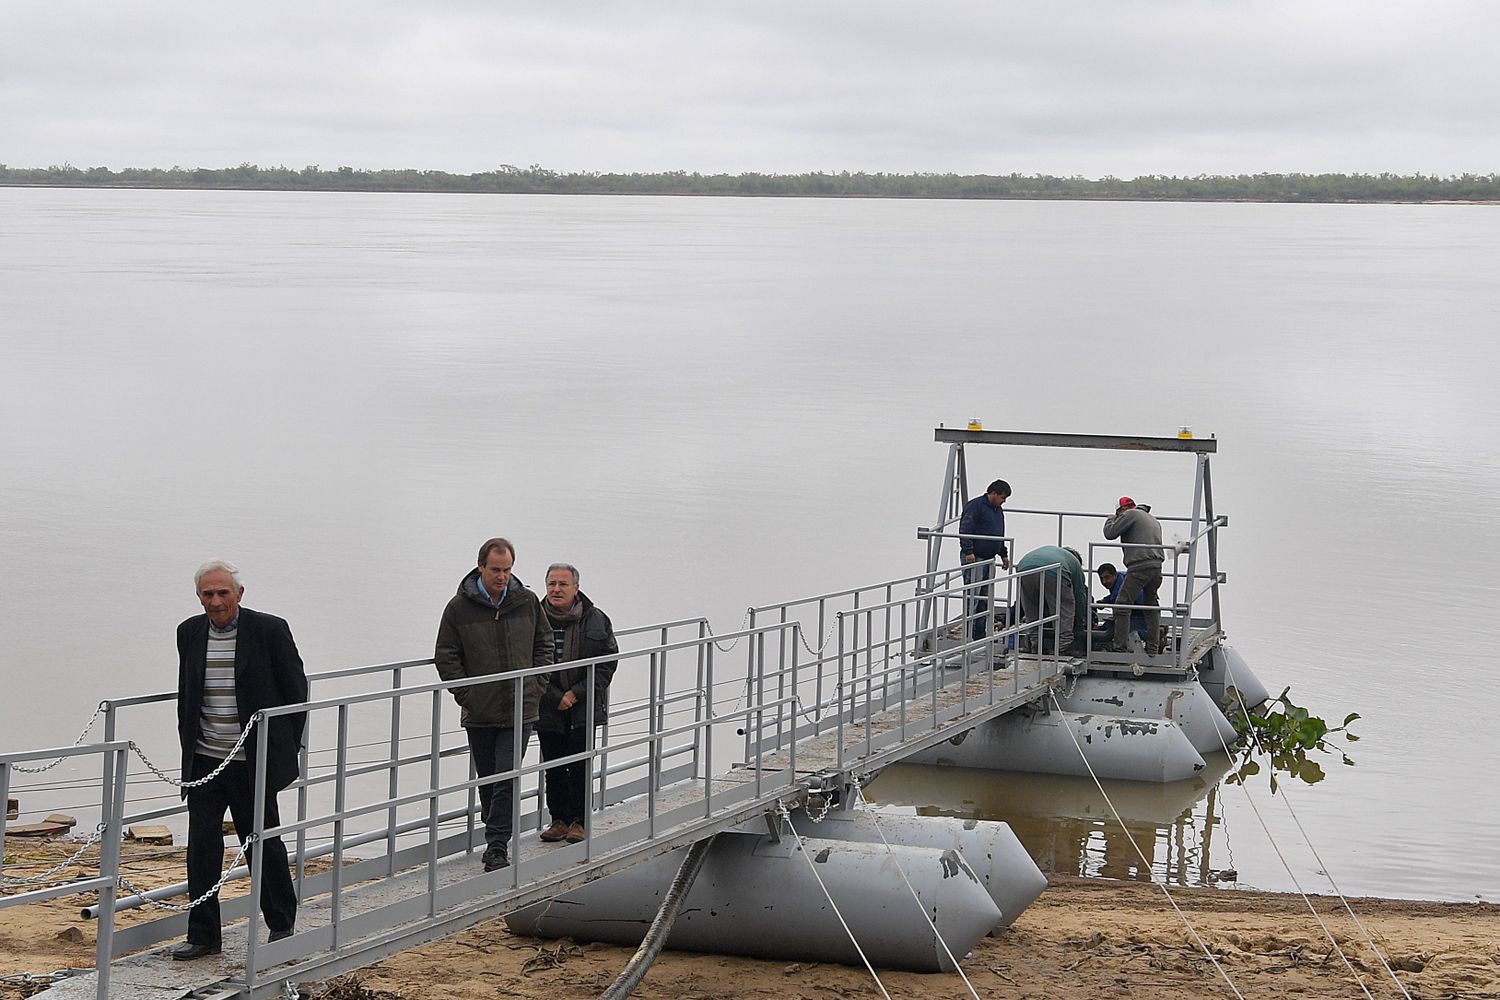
[597,834,716,1000]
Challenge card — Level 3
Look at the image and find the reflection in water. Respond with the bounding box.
[866,754,1236,887]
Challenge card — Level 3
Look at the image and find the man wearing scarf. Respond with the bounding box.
[536,562,619,845]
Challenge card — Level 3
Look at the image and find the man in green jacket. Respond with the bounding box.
[1015,545,1090,658]
[435,537,553,871]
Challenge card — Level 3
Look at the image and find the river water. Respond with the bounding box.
[2,189,1497,903]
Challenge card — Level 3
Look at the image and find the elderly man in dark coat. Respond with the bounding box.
[173,559,308,960]
[536,562,619,845]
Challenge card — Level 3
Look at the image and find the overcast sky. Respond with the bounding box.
[3,1,1497,178]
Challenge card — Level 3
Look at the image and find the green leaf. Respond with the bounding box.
[1343,713,1361,726]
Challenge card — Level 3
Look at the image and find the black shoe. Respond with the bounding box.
[171,940,221,961]
[482,849,509,872]
[269,928,293,942]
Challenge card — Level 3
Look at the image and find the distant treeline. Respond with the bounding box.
[3,162,1498,203]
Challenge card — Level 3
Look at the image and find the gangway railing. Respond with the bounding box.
[2,567,1054,999]
[1,742,128,998]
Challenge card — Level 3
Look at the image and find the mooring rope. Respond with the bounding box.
[1047,690,1247,1000]
[1217,681,1411,1000]
[774,801,893,1000]
[846,777,982,1000]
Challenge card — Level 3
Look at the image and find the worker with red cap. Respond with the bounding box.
[1101,496,1165,654]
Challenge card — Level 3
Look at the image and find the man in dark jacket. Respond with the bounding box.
[958,479,1011,641]
[173,559,308,961]
[536,563,619,845]
[435,538,552,871]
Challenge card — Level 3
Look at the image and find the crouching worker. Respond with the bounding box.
[1014,546,1090,658]
[537,563,619,845]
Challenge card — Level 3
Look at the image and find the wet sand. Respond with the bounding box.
[4,841,1497,999]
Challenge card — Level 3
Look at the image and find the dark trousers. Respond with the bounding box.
[1018,570,1079,652]
[1114,563,1164,650]
[962,561,994,641]
[537,727,588,825]
[185,755,296,946]
[467,725,532,854]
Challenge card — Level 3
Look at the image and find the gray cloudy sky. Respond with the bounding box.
[3,1,1497,177]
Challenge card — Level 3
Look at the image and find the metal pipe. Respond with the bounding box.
[596,834,716,1000]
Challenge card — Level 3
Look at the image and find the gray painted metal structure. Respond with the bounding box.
[4,427,1243,997]
[920,426,1228,673]
[13,567,1072,999]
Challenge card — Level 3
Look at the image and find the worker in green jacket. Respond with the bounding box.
[1015,545,1090,657]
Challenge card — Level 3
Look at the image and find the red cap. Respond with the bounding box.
[1117,496,1135,509]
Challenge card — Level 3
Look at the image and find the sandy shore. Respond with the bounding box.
[4,841,1498,999]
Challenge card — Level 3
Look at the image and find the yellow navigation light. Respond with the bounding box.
[967,417,984,431]
[1177,426,1193,439]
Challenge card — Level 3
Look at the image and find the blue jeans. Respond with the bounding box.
[962,561,994,641]
[466,724,533,855]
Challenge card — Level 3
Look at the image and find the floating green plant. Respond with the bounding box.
[1225,687,1359,793]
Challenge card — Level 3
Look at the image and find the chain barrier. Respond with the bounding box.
[800,784,833,823]
[0,826,107,887]
[4,718,259,893]
[118,839,253,912]
[701,609,752,653]
[128,716,259,789]
[0,969,91,989]
[11,703,107,774]
[795,616,842,658]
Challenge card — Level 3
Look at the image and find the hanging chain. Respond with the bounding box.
[117,839,253,912]
[796,617,842,657]
[12,703,107,774]
[0,825,107,886]
[128,716,259,789]
[703,609,753,652]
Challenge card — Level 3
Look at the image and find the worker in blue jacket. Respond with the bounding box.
[958,480,1010,641]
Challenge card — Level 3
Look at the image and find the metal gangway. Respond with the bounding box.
[1,428,1231,999]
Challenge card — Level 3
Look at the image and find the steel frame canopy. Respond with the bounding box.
[923,427,1225,664]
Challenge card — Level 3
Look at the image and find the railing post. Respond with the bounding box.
[295,686,310,896]
[703,642,714,816]
[0,762,9,885]
[427,691,442,917]
[94,745,126,1000]
[246,712,270,984]
[1180,453,1207,669]
[585,663,597,863]
[743,609,757,764]
[753,630,764,798]
[788,625,800,781]
[386,667,401,876]
[330,705,349,949]
[693,621,707,781]
[814,598,827,736]
[835,613,846,768]
[776,607,789,752]
[649,650,661,837]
